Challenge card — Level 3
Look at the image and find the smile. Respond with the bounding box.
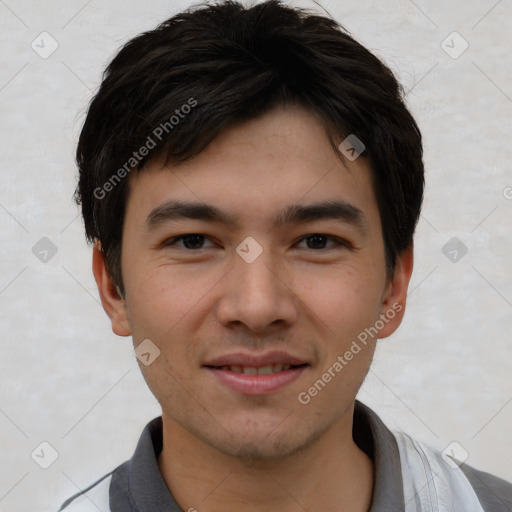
[203,352,310,395]
[218,364,296,374]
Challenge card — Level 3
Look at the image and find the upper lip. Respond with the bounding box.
[203,351,309,368]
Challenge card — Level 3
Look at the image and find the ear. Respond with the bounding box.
[92,241,131,337]
[377,246,414,339]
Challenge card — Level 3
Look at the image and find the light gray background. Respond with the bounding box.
[0,0,511,511]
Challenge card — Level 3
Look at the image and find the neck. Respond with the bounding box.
[158,404,374,512]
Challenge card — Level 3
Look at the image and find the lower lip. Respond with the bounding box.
[205,366,308,395]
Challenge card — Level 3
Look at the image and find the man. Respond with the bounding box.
[60,0,512,510]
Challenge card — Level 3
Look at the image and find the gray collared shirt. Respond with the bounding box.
[59,400,512,511]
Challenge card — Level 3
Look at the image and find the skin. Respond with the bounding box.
[93,105,413,511]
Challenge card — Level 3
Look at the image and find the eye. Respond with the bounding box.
[164,234,215,250]
[296,234,349,250]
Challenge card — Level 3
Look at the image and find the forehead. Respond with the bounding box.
[125,105,379,230]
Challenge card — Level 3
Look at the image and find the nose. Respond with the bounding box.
[216,248,299,334]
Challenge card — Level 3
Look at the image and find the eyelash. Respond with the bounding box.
[163,233,351,251]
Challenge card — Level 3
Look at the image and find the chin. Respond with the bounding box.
[202,416,332,463]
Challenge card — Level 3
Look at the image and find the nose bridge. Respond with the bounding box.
[237,248,279,294]
[233,234,279,287]
[216,242,297,332]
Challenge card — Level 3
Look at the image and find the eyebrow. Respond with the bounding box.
[275,201,367,230]
[145,199,368,232]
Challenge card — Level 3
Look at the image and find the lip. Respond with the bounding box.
[205,365,308,395]
[203,351,310,396]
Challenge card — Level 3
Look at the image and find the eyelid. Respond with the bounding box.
[295,234,353,250]
[161,233,353,251]
[163,234,216,249]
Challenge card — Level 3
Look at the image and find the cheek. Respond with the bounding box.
[124,266,216,344]
[124,268,214,397]
[293,265,384,342]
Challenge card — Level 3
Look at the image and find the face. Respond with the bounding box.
[94,105,412,460]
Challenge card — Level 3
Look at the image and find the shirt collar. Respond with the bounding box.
[118,400,405,511]
[353,400,405,511]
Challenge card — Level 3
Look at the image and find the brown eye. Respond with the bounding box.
[305,234,329,249]
[165,234,214,250]
[296,234,348,250]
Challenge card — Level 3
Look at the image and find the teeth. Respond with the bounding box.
[258,365,274,375]
[225,364,292,374]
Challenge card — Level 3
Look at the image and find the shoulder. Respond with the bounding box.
[460,461,512,512]
[58,417,163,512]
[58,471,113,511]
[392,431,512,511]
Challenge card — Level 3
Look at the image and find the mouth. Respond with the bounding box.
[208,363,308,375]
[203,352,310,395]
